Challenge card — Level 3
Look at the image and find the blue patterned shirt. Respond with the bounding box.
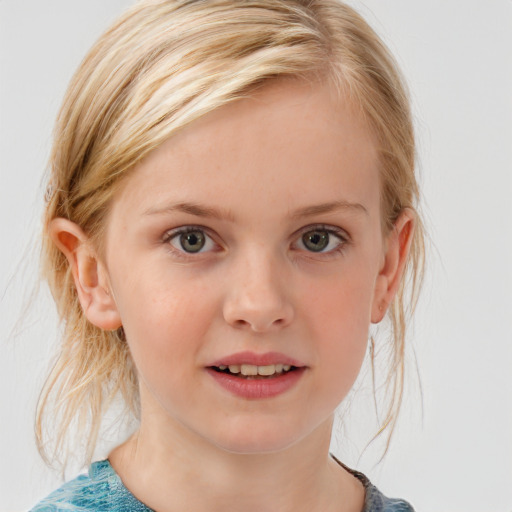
[31,459,414,511]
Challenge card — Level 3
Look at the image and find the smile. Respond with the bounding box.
[212,363,295,378]
[206,352,306,399]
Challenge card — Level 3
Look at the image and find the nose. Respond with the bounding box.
[222,251,294,333]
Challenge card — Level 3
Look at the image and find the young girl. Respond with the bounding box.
[32,0,424,510]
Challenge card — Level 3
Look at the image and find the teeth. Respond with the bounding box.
[220,364,293,376]
[241,364,258,376]
[257,365,276,376]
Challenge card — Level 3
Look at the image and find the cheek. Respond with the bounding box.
[300,262,376,386]
[319,287,370,370]
[303,261,376,335]
[113,269,218,380]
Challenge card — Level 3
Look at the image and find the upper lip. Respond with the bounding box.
[208,351,305,368]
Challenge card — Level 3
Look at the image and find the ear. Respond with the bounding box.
[371,209,415,324]
[49,218,122,331]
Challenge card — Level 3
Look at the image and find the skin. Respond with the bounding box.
[51,79,414,512]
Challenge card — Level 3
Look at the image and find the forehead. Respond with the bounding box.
[111,79,380,224]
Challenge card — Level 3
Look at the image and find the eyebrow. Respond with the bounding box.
[144,199,368,221]
[144,202,235,221]
[291,200,368,219]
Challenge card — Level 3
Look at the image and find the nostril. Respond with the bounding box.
[222,286,294,332]
[229,316,288,332]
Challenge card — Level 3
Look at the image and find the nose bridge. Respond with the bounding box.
[223,243,293,332]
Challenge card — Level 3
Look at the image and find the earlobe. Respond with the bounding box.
[371,209,415,324]
[49,218,122,331]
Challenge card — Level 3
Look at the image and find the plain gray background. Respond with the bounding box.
[1,1,511,511]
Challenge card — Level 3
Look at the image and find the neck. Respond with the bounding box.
[109,393,364,512]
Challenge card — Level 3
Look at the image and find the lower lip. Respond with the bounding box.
[206,368,306,399]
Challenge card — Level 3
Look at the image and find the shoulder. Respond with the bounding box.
[30,461,110,511]
[363,482,415,512]
[331,456,415,512]
[30,460,152,512]
[354,469,415,512]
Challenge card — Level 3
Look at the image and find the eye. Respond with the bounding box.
[296,227,347,253]
[167,227,216,254]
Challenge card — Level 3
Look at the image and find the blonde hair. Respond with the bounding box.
[38,0,424,467]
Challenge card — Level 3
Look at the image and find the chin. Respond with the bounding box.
[207,420,308,456]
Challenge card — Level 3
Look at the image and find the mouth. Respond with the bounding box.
[206,352,306,398]
[208,363,299,379]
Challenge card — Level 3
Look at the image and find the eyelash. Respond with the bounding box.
[293,224,349,256]
[162,225,218,259]
[162,224,350,258]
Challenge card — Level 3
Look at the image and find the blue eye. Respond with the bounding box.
[297,227,346,253]
[168,228,216,254]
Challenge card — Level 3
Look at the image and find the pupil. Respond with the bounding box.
[303,231,329,252]
[180,231,205,253]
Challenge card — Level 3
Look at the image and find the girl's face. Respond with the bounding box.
[97,80,405,454]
